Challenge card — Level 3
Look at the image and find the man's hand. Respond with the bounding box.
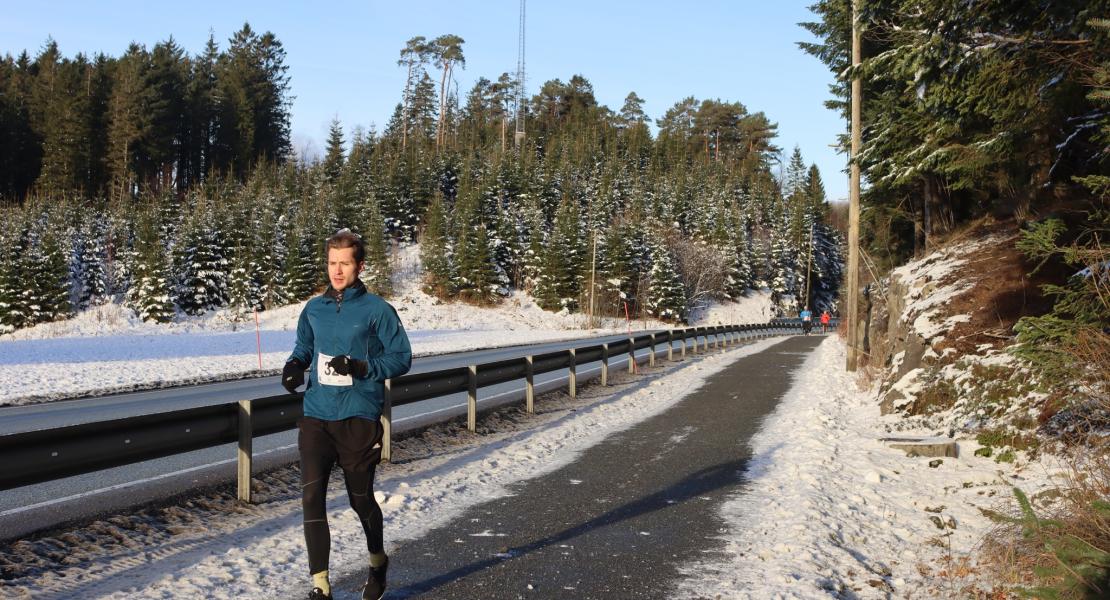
[282,359,306,393]
[327,355,369,378]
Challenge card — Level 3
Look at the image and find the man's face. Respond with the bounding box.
[327,247,363,291]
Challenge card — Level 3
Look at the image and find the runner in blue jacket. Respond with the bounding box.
[282,229,411,600]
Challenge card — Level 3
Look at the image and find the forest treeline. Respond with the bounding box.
[0,26,843,333]
[801,0,1108,268]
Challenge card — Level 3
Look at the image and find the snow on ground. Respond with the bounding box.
[0,243,774,406]
[676,336,1066,599]
[1,335,1064,599]
[0,337,786,599]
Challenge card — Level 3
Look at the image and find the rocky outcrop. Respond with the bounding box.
[867,271,933,414]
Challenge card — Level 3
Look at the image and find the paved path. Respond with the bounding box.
[332,335,823,599]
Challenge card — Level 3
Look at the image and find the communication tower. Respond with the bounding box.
[514,0,527,148]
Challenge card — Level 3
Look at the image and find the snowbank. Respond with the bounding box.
[676,336,1066,598]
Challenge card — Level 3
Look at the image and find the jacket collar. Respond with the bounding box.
[324,279,367,302]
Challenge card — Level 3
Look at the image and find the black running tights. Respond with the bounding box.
[298,417,384,575]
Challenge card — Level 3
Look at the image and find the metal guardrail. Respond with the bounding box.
[0,322,817,501]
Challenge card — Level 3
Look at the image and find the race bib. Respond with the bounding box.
[317,352,353,386]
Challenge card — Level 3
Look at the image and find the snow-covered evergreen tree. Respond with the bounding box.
[359,195,393,297]
[175,211,229,315]
[127,214,175,323]
[645,238,687,323]
[226,247,260,320]
[22,217,73,324]
[0,217,27,332]
[283,218,318,302]
[768,202,798,313]
[535,197,585,312]
[451,192,502,304]
[75,216,110,309]
[420,194,455,297]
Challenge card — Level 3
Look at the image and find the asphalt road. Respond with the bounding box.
[327,335,823,599]
[0,329,754,540]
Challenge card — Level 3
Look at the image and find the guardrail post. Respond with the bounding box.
[237,400,252,503]
[601,343,609,386]
[681,329,687,359]
[467,365,478,432]
[649,333,656,367]
[381,379,393,462]
[568,349,577,398]
[712,327,719,350]
[667,330,674,361]
[525,355,535,413]
[628,337,635,373]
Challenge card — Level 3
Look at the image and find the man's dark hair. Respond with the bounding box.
[325,228,365,263]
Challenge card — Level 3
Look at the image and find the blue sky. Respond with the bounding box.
[2,0,850,201]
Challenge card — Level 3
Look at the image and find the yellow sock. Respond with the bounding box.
[370,552,387,568]
[312,570,331,595]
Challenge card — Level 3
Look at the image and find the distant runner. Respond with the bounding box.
[800,308,813,335]
[820,310,831,333]
[282,229,412,600]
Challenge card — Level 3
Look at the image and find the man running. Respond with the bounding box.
[282,229,412,600]
[820,310,831,333]
[800,307,813,335]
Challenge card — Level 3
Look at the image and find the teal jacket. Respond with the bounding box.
[288,281,412,421]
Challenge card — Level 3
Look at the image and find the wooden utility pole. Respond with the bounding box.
[804,222,814,311]
[846,0,863,371]
[588,227,598,328]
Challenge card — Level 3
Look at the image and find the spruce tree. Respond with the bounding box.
[645,238,687,323]
[76,217,110,308]
[420,193,455,297]
[127,213,175,323]
[359,196,393,297]
[21,216,73,324]
[535,197,584,312]
[226,246,259,320]
[282,218,318,303]
[0,218,27,331]
[322,117,346,183]
[450,191,500,304]
[174,209,229,315]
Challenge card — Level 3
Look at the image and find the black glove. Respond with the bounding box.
[282,359,306,393]
[327,354,369,378]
